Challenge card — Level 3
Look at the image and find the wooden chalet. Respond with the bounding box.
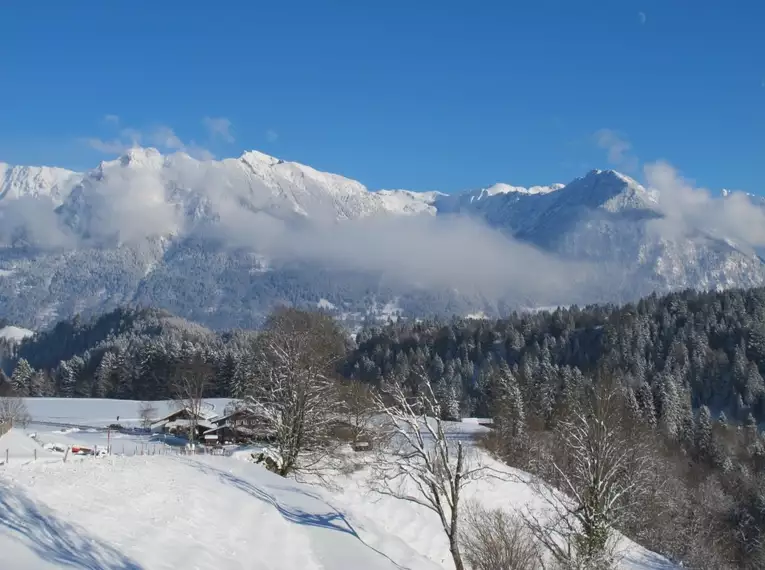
[150,407,217,440]
[202,408,270,445]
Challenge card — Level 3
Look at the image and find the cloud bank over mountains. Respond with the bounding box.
[1,141,763,329]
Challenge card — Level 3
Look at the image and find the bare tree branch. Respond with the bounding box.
[172,355,214,448]
[370,375,488,570]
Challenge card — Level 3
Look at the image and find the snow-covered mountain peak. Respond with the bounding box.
[0,162,81,205]
[474,182,564,200]
[94,147,167,175]
[564,169,658,212]
[240,150,283,168]
[119,146,165,168]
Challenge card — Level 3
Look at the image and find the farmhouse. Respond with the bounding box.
[202,408,268,445]
[150,407,217,440]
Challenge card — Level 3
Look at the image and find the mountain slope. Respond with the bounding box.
[0,148,763,329]
[0,163,80,204]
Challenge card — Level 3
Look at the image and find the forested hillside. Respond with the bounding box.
[5,286,765,427]
[349,286,765,425]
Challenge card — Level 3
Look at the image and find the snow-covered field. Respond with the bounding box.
[0,325,34,343]
[0,398,676,570]
[16,398,233,458]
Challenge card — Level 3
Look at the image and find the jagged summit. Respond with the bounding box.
[240,149,283,167]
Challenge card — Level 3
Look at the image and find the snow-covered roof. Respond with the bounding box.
[210,408,260,425]
[151,407,218,426]
[202,424,258,436]
[165,419,215,431]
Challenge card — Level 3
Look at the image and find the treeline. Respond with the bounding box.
[5,286,765,427]
[347,286,765,426]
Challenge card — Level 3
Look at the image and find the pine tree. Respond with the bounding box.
[429,354,445,382]
[29,370,51,397]
[94,351,116,398]
[733,341,749,391]
[624,386,641,423]
[744,413,758,447]
[695,405,713,459]
[57,360,76,398]
[492,363,527,454]
[10,358,34,396]
[658,374,681,439]
[744,363,765,416]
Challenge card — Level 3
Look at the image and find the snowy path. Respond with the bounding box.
[0,452,439,570]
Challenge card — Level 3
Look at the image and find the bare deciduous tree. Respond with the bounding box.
[0,396,30,429]
[372,375,486,570]
[525,380,650,570]
[245,307,347,477]
[337,379,378,450]
[172,356,214,447]
[138,401,158,430]
[460,501,542,570]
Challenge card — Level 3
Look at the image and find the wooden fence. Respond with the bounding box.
[0,420,11,437]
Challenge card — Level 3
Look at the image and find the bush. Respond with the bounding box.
[460,501,541,570]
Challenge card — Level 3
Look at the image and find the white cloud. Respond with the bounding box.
[0,196,75,248]
[203,117,234,143]
[644,160,765,248]
[149,126,185,150]
[103,114,120,125]
[594,129,639,171]
[83,119,215,160]
[82,161,183,244]
[638,12,646,25]
[266,129,279,143]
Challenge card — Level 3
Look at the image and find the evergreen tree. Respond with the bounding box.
[10,358,34,396]
[658,374,681,439]
[94,351,116,398]
[492,363,527,452]
[695,405,713,459]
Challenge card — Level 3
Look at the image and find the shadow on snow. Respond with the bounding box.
[186,459,410,570]
[0,482,143,570]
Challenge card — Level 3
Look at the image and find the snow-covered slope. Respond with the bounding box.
[0,163,80,205]
[0,149,763,328]
[0,452,443,570]
[0,326,33,343]
[0,399,676,570]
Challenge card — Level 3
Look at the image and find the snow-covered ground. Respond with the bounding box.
[0,398,677,570]
[15,398,232,458]
[0,326,34,343]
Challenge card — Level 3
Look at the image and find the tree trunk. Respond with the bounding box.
[449,531,465,570]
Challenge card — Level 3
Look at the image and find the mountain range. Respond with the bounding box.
[1,148,763,330]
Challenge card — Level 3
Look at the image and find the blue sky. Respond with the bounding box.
[0,1,762,193]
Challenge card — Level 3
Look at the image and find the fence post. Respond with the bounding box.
[34,449,37,461]
[5,449,8,464]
